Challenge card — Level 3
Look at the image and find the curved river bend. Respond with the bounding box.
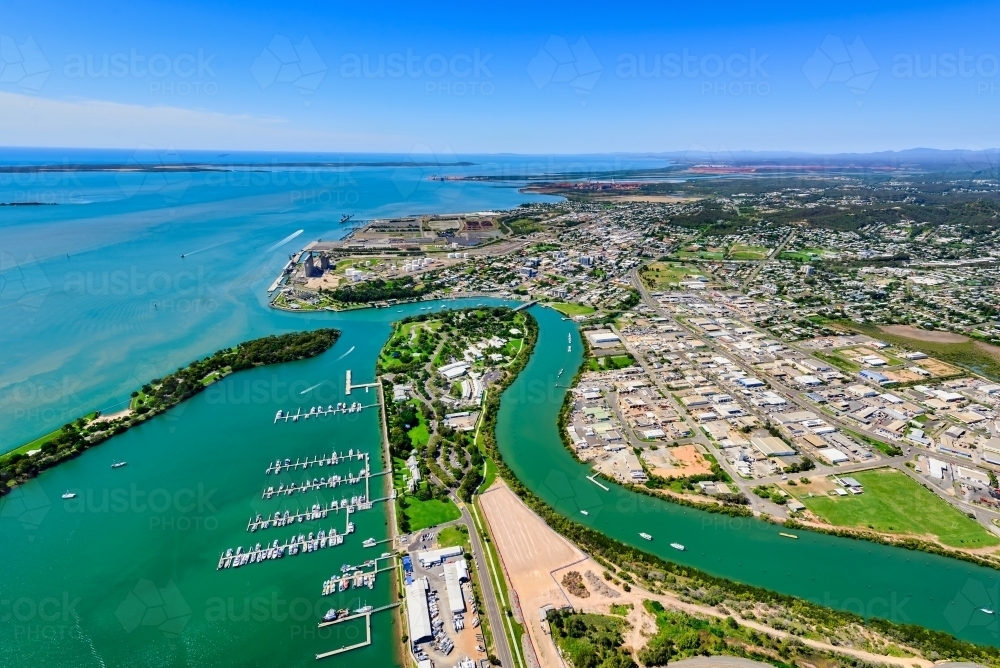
[496,306,1000,649]
[3,303,999,668]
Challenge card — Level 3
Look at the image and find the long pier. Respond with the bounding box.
[586,475,610,491]
[345,369,379,395]
[318,601,400,628]
[261,471,371,499]
[217,526,351,570]
[273,403,372,424]
[266,450,368,475]
[316,613,371,659]
[315,606,406,660]
[248,493,391,532]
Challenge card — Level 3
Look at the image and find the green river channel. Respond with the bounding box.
[2,301,999,668]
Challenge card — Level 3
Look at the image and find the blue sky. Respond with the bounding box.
[1,0,998,153]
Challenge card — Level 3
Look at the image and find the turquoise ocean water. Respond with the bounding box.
[2,153,999,667]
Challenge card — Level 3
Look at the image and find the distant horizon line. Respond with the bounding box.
[1,146,998,160]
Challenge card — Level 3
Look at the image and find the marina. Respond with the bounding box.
[217,528,350,569]
[261,474,377,499]
[345,369,379,395]
[246,495,377,532]
[314,603,402,661]
[273,403,370,423]
[265,449,369,474]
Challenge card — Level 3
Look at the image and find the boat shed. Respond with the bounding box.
[406,577,433,643]
[443,560,469,613]
[417,546,463,568]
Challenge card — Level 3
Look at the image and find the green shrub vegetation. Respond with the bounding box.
[329,276,429,304]
[1,329,341,494]
[547,610,636,668]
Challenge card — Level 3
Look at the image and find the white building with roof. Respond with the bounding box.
[406,577,432,643]
[443,559,469,613]
[417,546,463,568]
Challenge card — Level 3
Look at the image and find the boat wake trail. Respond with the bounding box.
[299,381,327,395]
[266,229,304,253]
[335,345,355,361]
[181,240,230,257]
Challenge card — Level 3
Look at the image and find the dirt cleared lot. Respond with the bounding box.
[643,444,713,478]
[479,482,586,668]
[879,325,969,343]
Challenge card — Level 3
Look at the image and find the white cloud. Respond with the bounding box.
[0,91,394,150]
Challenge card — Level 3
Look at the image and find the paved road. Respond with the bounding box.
[457,501,516,668]
[629,266,1000,532]
[740,230,795,292]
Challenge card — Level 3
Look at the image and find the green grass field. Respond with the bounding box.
[407,400,430,447]
[676,250,725,260]
[813,351,861,373]
[548,302,596,316]
[727,244,770,260]
[799,468,1000,548]
[640,261,705,289]
[2,411,100,461]
[437,525,471,551]
[405,497,461,531]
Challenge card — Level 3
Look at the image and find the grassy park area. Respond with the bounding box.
[639,262,706,290]
[402,495,462,532]
[548,302,596,316]
[436,525,471,551]
[727,243,770,260]
[799,468,1000,548]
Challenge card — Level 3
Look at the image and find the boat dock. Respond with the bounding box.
[217,527,350,570]
[345,369,379,395]
[315,603,402,660]
[273,403,370,423]
[248,497,363,531]
[261,471,371,498]
[318,602,400,630]
[266,450,368,474]
[322,553,397,593]
[586,475,610,491]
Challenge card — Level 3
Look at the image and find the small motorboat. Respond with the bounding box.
[779,532,798,539]
[580,510,589,516]
[639,532,652,541]
[670,542,686,551]
[61,491,76,499]
[982,608,995,615]
[111,461,127,469]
